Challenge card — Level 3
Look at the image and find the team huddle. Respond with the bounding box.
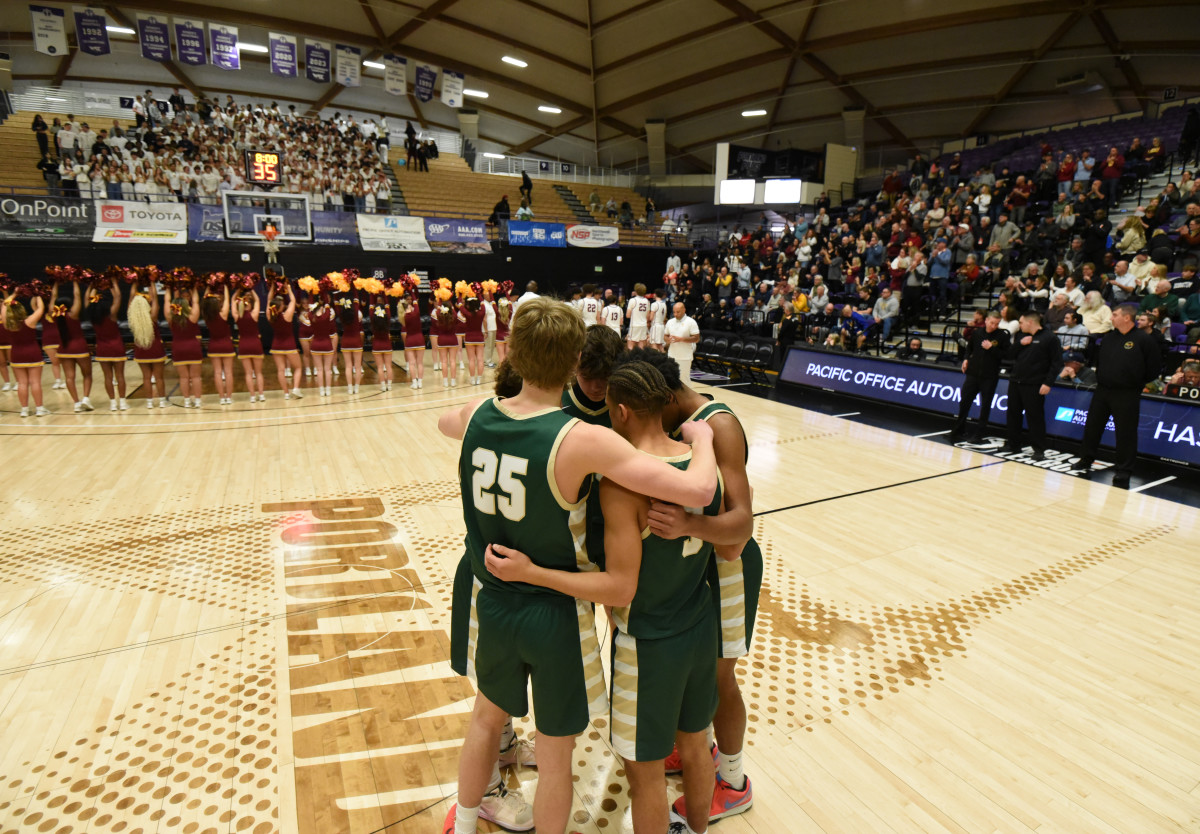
[438,296,763,834]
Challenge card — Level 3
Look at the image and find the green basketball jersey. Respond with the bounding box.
[461,398,594,596]
[561,382,611,428]
[670,397,748,463]
[612,454,723,640]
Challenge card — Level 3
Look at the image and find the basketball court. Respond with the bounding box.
[2,360,1198,833]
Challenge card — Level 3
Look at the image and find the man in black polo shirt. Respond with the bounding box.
[1077,304,1163,487]
[951,311,1010,443]
[1005,311,1064,460]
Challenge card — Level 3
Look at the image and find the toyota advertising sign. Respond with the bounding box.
[93,200,187,244]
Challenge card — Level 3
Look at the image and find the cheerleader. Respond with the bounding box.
[297,293,316,380]
[39,282,66,390]
[369,298,394,391]
[399,292,425,389]
[90,283,128,410]
[165,285,203,407]
[57,280,95,412]
[648,292,667,352]
[493,290,513,365]
[460,295,486,385]
[4,293,48,417]
[203,285,235,405]
[454,294,467,373]
[128,283,168,408]
[337,296,364,394]
[0,309,10,393]
[304,294,337,397]
[234,287,265,402]
[432,287,459,388]
[266,283,304,399]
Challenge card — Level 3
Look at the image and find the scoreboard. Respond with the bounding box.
[244,150,281,186]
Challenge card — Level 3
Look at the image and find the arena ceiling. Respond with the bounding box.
[3,0,1199,173]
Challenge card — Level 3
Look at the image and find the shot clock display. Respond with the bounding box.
[244,150,281,186]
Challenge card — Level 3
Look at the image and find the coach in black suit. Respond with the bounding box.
[1077,304,1162,487]
[951,310,1010,443]
[1005,311,1064,460]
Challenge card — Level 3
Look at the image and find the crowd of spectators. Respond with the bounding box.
[31,87,396,212]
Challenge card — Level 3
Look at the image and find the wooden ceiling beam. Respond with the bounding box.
[597,49,790,117]
[594,18,737,77]
[593,0,671,31]
[434,16,591,75]
[1088,9,1148,101]
[51,50,77,87]
[358,0,387,45]
[385,0,462,45]
[764,0,821,143]
[708,0,796,50]
[800,53,916,152]
[508,0,588,30]
[505,114,591,155]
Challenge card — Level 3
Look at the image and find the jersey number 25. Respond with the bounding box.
[472,449,528,521]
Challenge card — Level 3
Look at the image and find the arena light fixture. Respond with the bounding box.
[483,152,505,159]
[538,106,562,114]
[363,61,386,70]
[105,26,135,34]
[463,89,489,98]
[502,56,528,68]
[741,109,767,117]
[239,43,269,53]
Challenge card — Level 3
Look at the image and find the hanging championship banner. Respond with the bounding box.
[305,40,331,83]
[209,24,239,70]
[30,5,68,56]
[72,7,110,56]
[384,54,407,96]
[173,18,206,66]
[414,63,437,103]
[269,32,297,77]
[441,69,464,108]
[336,44,361,87]
[137,14,170,61]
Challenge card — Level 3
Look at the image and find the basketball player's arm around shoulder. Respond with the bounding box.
[561,420,716,508]
[648,412,752,555]
[437,397,489,439]
[485,478,642,607]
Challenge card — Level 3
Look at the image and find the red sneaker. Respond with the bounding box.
[663,742,719,774]
[671,774,753,822]
[442,803,459,834]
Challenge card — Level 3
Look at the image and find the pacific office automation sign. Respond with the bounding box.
[780,346,1200,468]
[93,200,187,244]
[0,196,94,241]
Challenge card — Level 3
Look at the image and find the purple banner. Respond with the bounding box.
[305,40,331,84]
[73,8,110,56]
[137,14,170,62]
[209,24,239,71]
[173,19,206,66]
[414,63,437,103]
[269,32,297,78]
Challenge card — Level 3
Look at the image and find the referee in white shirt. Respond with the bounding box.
[664,302,700,382]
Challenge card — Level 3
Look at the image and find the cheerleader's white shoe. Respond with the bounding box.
[35,406,49,417]
[110,400,117,411]
[2,382,12,392]
[20,406,29,417]
[159,398,168,408]
[119,398,129,410]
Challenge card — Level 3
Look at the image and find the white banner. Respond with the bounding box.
[566,224,621,248]
[384,54,407,96]
[336,44,361,87]
[30,5,68,56]
[93,200,187,244]
[84,91,121,110]
[357,214,430,251]
[441,69,464,108]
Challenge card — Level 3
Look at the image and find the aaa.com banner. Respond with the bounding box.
[358,215,430,251]
[566,224,619,248]
[424,217,489,253]
[93,200,186,244]
[780,345,1200,468]
[507,220,565,248]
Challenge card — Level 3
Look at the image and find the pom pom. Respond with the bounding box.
[454,280,475,299]
[297,276,321,295]
[500,280,515,296]
[481,279,500,297]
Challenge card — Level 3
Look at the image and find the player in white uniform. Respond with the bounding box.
[625,283,651,349]
[601,299,623,336]
[579,284,603,328]
[648,293,667,351]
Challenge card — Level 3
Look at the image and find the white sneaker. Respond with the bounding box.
[332,366,340,376]
[433,362,441,371]
[159,398,168,408]
[498,737,538,769]
[285,367,293,377]
[54,379,66,389]
[183,397,192,408]
[74,401,82,413]
[19,407,29,418]
[459,361,465,370]
[119,398,129,410]
[291,388,303,399]
[284,391,291,400]
[451,378,457,387]
[35,406,49,417]
[416,378,422,389]
[479,783,533,832]
[81,397,94,411]
[304,367,312,377]
[1,382,11,392]
[110,400,117,411]
[147,398,154,408]
[411,380,418,389]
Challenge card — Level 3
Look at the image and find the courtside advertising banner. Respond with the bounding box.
[72,7,110,56]
[566,224,620,248]
[137,14,170,61]
[358,215,430,251]
[187,204,225,242]
[269,32,298,77]
[507,220,566,247]
[93,200,187,244]
[336,45,361,87]
[423,217,489,253]
[210,24,239,70]
[305,40,331,83]
[312,212,359,246]
[780,345,1200,468]
[0,196,94,242]
[174,18,206,66]
[29,5,68,56]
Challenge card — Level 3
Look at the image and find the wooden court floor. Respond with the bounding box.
[1,358,1199,834]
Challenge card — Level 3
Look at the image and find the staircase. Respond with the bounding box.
[554,184,594,225]
[385,164,409,215]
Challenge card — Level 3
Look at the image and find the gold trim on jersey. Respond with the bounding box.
[610,630,639,760]
[546,418,586,512]
[492,397,563,421]
[567,385,608,417]
[715,558,748,657]
[465,575,483,682]
[577,599,609,720]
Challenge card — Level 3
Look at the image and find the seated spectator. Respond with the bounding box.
[1137,310,1171,361]
[1138,279,1180,322]
[1166,359,1200,392]
[516,199,534,221]
[1109,260,1139,303]
[604,197,618,218]
[1115,215,1147,256]
[1044,291,1073,332]
[588,189,601,213]
[1058,358,1097,387]
[870,286,900,342]
[896,337,927,362]
[1079,290,1113,333]
[807,302,838,344]
[1056,310,1091,359]
[824,304,871,351]
[998,305,1021,336]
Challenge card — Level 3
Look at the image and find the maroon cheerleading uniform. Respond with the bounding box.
[370,307,392,353]
[236,309,263,357]
[403,303,425,350]
[169,318,203,365]
[309,307,336,354]
[0,324,10,353]
[495,302,511,343]
[269,313,297,355]
[340,303,363,351]
[454,303,467,340]
[298,312,314,344]
[94,317,125,362]
[58,316,89,358]
[9,321,43,368]
[206,313,235,358]
[40,311,61,350]
[462,308,486,345]
[434,306,459,348]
